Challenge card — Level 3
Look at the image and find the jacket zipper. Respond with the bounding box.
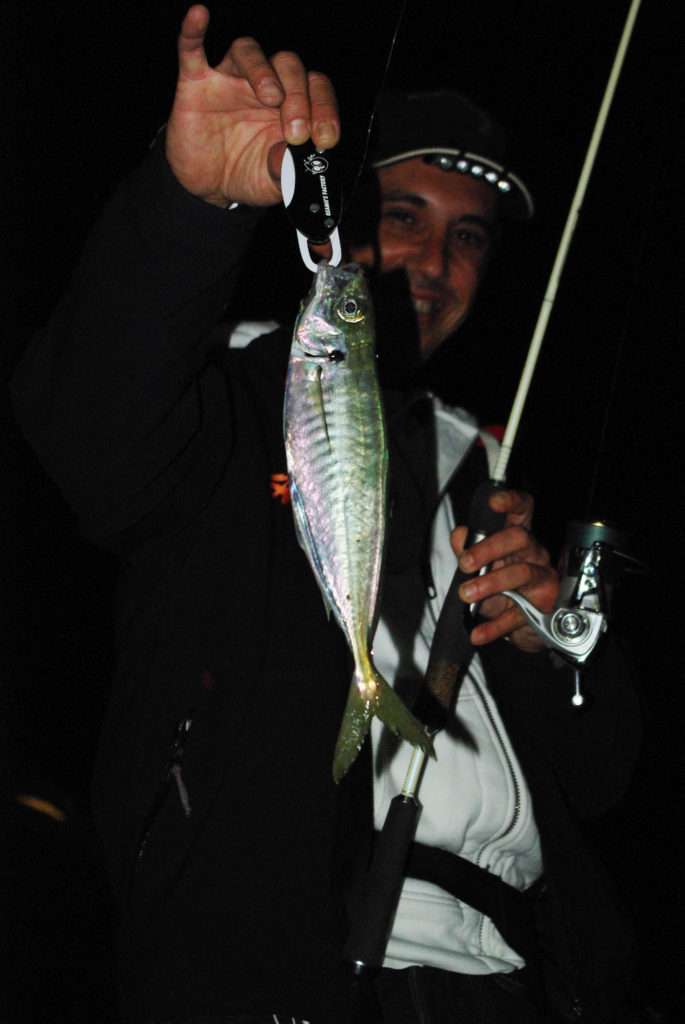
[471,677,522,953]
[472,677,522,852]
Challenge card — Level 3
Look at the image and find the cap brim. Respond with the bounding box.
[372,148,534,221]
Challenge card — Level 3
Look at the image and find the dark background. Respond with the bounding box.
[3,1,681,1020]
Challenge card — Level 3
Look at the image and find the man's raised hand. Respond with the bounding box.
[166,5,340,208]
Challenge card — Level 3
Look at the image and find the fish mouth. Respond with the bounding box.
[319,261,363,279]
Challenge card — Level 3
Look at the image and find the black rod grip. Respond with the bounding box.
[465,479,507,545]
[344,795,419,969]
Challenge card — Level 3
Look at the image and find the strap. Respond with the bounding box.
[411,440,491,732]
[386,835,541,962]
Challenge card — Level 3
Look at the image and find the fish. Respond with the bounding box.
[284,262,432,782]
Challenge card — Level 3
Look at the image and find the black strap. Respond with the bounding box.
[410,439,492,732]
[379,833,541,963]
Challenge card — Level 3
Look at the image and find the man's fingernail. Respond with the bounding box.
[460,583,476,601]
[259,83,282,103]
[460,553,475,572]
[316,122,336,148]
[287,118,309,143]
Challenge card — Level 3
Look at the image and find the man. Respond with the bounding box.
[11,5,639,1023]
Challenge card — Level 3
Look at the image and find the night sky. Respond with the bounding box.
[3,1,681,1019]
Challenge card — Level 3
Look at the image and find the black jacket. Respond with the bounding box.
[12,142,641,1023]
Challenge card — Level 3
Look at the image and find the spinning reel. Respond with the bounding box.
[503,519,645,705]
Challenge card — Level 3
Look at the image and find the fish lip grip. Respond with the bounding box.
[281,142,343,272]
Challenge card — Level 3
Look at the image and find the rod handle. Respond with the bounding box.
[465,479,507,547]
[344,795,419,969]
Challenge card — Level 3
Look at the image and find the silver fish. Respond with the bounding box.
[284,262,432,782]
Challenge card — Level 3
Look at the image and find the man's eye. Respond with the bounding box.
[452,229,487,250]
[383,208,417,227]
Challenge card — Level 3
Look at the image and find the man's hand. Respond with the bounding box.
[450,489,559,653]
[165,5,340,208]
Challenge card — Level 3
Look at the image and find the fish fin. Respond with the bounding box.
[290,480,335,621]
[333,670,433,783]
[332,681,374,784]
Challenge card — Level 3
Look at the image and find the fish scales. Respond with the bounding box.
[284,263,432,781]
[287,345,382,657]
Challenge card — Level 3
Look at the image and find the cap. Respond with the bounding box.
[370,90,534,220]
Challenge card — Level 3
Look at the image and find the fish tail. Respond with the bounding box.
[332,669,434,784]
[332,681,374,785]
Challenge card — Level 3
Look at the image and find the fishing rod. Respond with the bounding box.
[447,0,645,701]
[492,0,643,486]
[344,0,645,995]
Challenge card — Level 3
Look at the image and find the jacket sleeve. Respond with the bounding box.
[11,140,265,548]
[484,635,642,820]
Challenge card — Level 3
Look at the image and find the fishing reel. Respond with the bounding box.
[502,520,645,706]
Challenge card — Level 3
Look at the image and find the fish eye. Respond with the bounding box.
[336,297,365,323]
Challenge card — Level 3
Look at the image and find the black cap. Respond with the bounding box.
[370,90,534,220]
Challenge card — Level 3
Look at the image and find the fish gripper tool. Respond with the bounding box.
[281,142,343,272]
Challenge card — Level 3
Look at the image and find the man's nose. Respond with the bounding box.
[413,231,448,280]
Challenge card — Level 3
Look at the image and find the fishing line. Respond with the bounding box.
[584,173,659,517]
[346,0,409,204]
[584,81,667,518]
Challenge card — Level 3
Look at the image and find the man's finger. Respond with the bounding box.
[464,567,559,617]
[459,524,532,572]
[489,488,534,527]
[308,71,340,150]
[473,617,547,652]
[450,525,468,558]
[470,605,526,645]
[459,560,542,605]
[178,4,211,80]
[225,37,285,106]
[271,50,311,145]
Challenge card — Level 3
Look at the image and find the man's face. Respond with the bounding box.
[348,158,498,358]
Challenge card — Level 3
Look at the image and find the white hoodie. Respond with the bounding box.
[371,398,543,975]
